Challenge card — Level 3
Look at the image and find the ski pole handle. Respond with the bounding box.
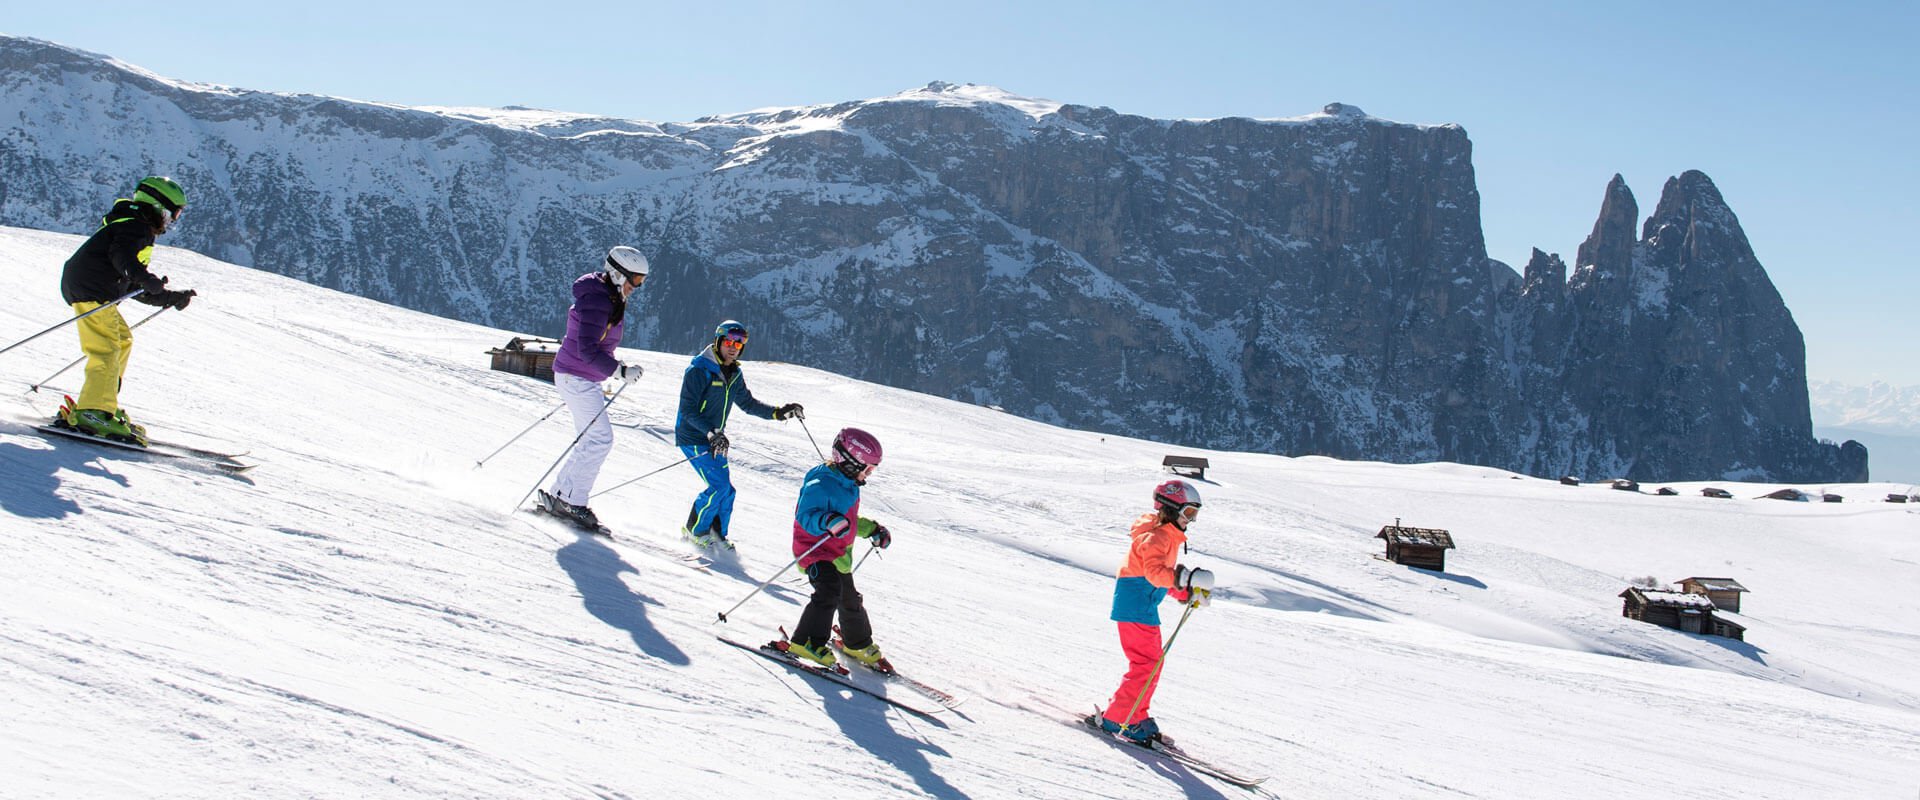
[28,305,169,392]
[1,289,142,360]
[715,534,834,624]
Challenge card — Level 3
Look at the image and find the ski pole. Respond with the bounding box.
[1116,592,1207,735]
[27,305,170,392]
[0,289,143,359]
[796,416,828,462]
[591,454,694,500]
[715,534,835,624]
[475,400,567,468]
[850,541,880,574]
[512,380,632,513]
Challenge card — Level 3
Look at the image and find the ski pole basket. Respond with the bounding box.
[487,336,560,383]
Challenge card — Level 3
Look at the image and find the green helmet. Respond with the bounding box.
[132,176,186,216]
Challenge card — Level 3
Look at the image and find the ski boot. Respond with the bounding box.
[1101,716,1163,746]
[59,401,146,446]
[685,526,735,552]
[537,490,603,532]
[834,638,894,674]
[114,409,148,440]
[781,639,838,669]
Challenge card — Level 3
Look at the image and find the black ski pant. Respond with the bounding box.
[791,562,873,651]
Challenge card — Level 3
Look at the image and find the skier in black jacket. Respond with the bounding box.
[55,175,197,445]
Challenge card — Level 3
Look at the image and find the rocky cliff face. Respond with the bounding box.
[0,37,1864,481]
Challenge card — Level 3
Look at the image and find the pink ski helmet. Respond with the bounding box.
[831,427,883,484]
[1153,479,1202,522]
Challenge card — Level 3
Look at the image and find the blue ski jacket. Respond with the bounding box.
[674,345,777,447]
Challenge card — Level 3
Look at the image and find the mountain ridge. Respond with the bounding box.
[0,34,1862,482]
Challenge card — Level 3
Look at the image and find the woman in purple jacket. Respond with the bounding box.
[536,246,650,531]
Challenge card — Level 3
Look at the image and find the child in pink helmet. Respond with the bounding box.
[1099,479,1215,744]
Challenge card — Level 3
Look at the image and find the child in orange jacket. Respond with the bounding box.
[1100,479,1215,744]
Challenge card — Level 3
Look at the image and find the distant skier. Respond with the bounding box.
[673,319,803,550]
[534,246,650,531]
[55,175,197,446]
[780,427,892,670]
[1099,479,1215,745]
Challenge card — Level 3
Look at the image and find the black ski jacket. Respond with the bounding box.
[61,200,182,307]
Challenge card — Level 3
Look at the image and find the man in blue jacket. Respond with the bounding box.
[675,320,803,550]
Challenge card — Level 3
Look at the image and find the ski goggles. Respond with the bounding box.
[719,331,748,346]
[1177,504,1200,523]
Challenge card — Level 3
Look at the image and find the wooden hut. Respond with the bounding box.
[1759,488,1804,501]
[1889,494,1910,504]
[1618,587,1745,641]
[1655,487,1679,496]
[1161,455,1210,480]
[1559,476,1581,486]
[1701,487,1733,499]
[1611,478,1640,492]
[1376,523,1455,571]
[486,337,559,383]
[1676,577,1749,613]
[1821,493,1843,503]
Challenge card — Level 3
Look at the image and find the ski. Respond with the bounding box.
[715,634,946,720]
[831,625,965,710]
[525,504,615,537]
[31,423,255,473]
[1079,712,1266,789]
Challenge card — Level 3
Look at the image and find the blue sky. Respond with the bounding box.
[8,1,1916,385]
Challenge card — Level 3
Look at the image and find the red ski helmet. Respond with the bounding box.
[1153,479,1202,522]
[831,427,883,484]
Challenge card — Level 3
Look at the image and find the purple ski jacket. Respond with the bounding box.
[552,272,626,382]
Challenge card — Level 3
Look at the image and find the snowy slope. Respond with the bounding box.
[2,225,1917,799]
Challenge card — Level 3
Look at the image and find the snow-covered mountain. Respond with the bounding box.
[1812,380,1920,483]
[0,35,1861,483]
[2,225,1917,798]
[1812,380,1920,436]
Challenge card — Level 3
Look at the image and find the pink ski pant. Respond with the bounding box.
[1103,622,1164,725]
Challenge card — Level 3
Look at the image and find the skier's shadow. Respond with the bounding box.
[1105,744,1235,800]
[0,439,128,518]
[805,682,965,799]
[555,534,691,665]
[706,553,802,602]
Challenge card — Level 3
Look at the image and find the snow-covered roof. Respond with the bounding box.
[1679,578,1749,593]
[1377,525,1455,549]
[1621,588,1718,610]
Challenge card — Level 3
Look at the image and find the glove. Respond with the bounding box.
[775,403,804,421]
[141,274,170,295]
[866,522,891,549]
[616,362,643,384]
[169,289,196,311]
[706,430,730,456]
[1175,565,1215,593]
[822,512,853,539]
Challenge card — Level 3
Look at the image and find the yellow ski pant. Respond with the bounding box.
[72,302,133,413]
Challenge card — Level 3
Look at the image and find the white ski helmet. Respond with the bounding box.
[604,246,650,286]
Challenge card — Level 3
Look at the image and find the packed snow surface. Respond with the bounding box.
[1,225,1916,798]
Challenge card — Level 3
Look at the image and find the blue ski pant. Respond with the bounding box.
[681,445,735,539]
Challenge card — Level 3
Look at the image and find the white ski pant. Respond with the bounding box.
[548,372,615,506]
